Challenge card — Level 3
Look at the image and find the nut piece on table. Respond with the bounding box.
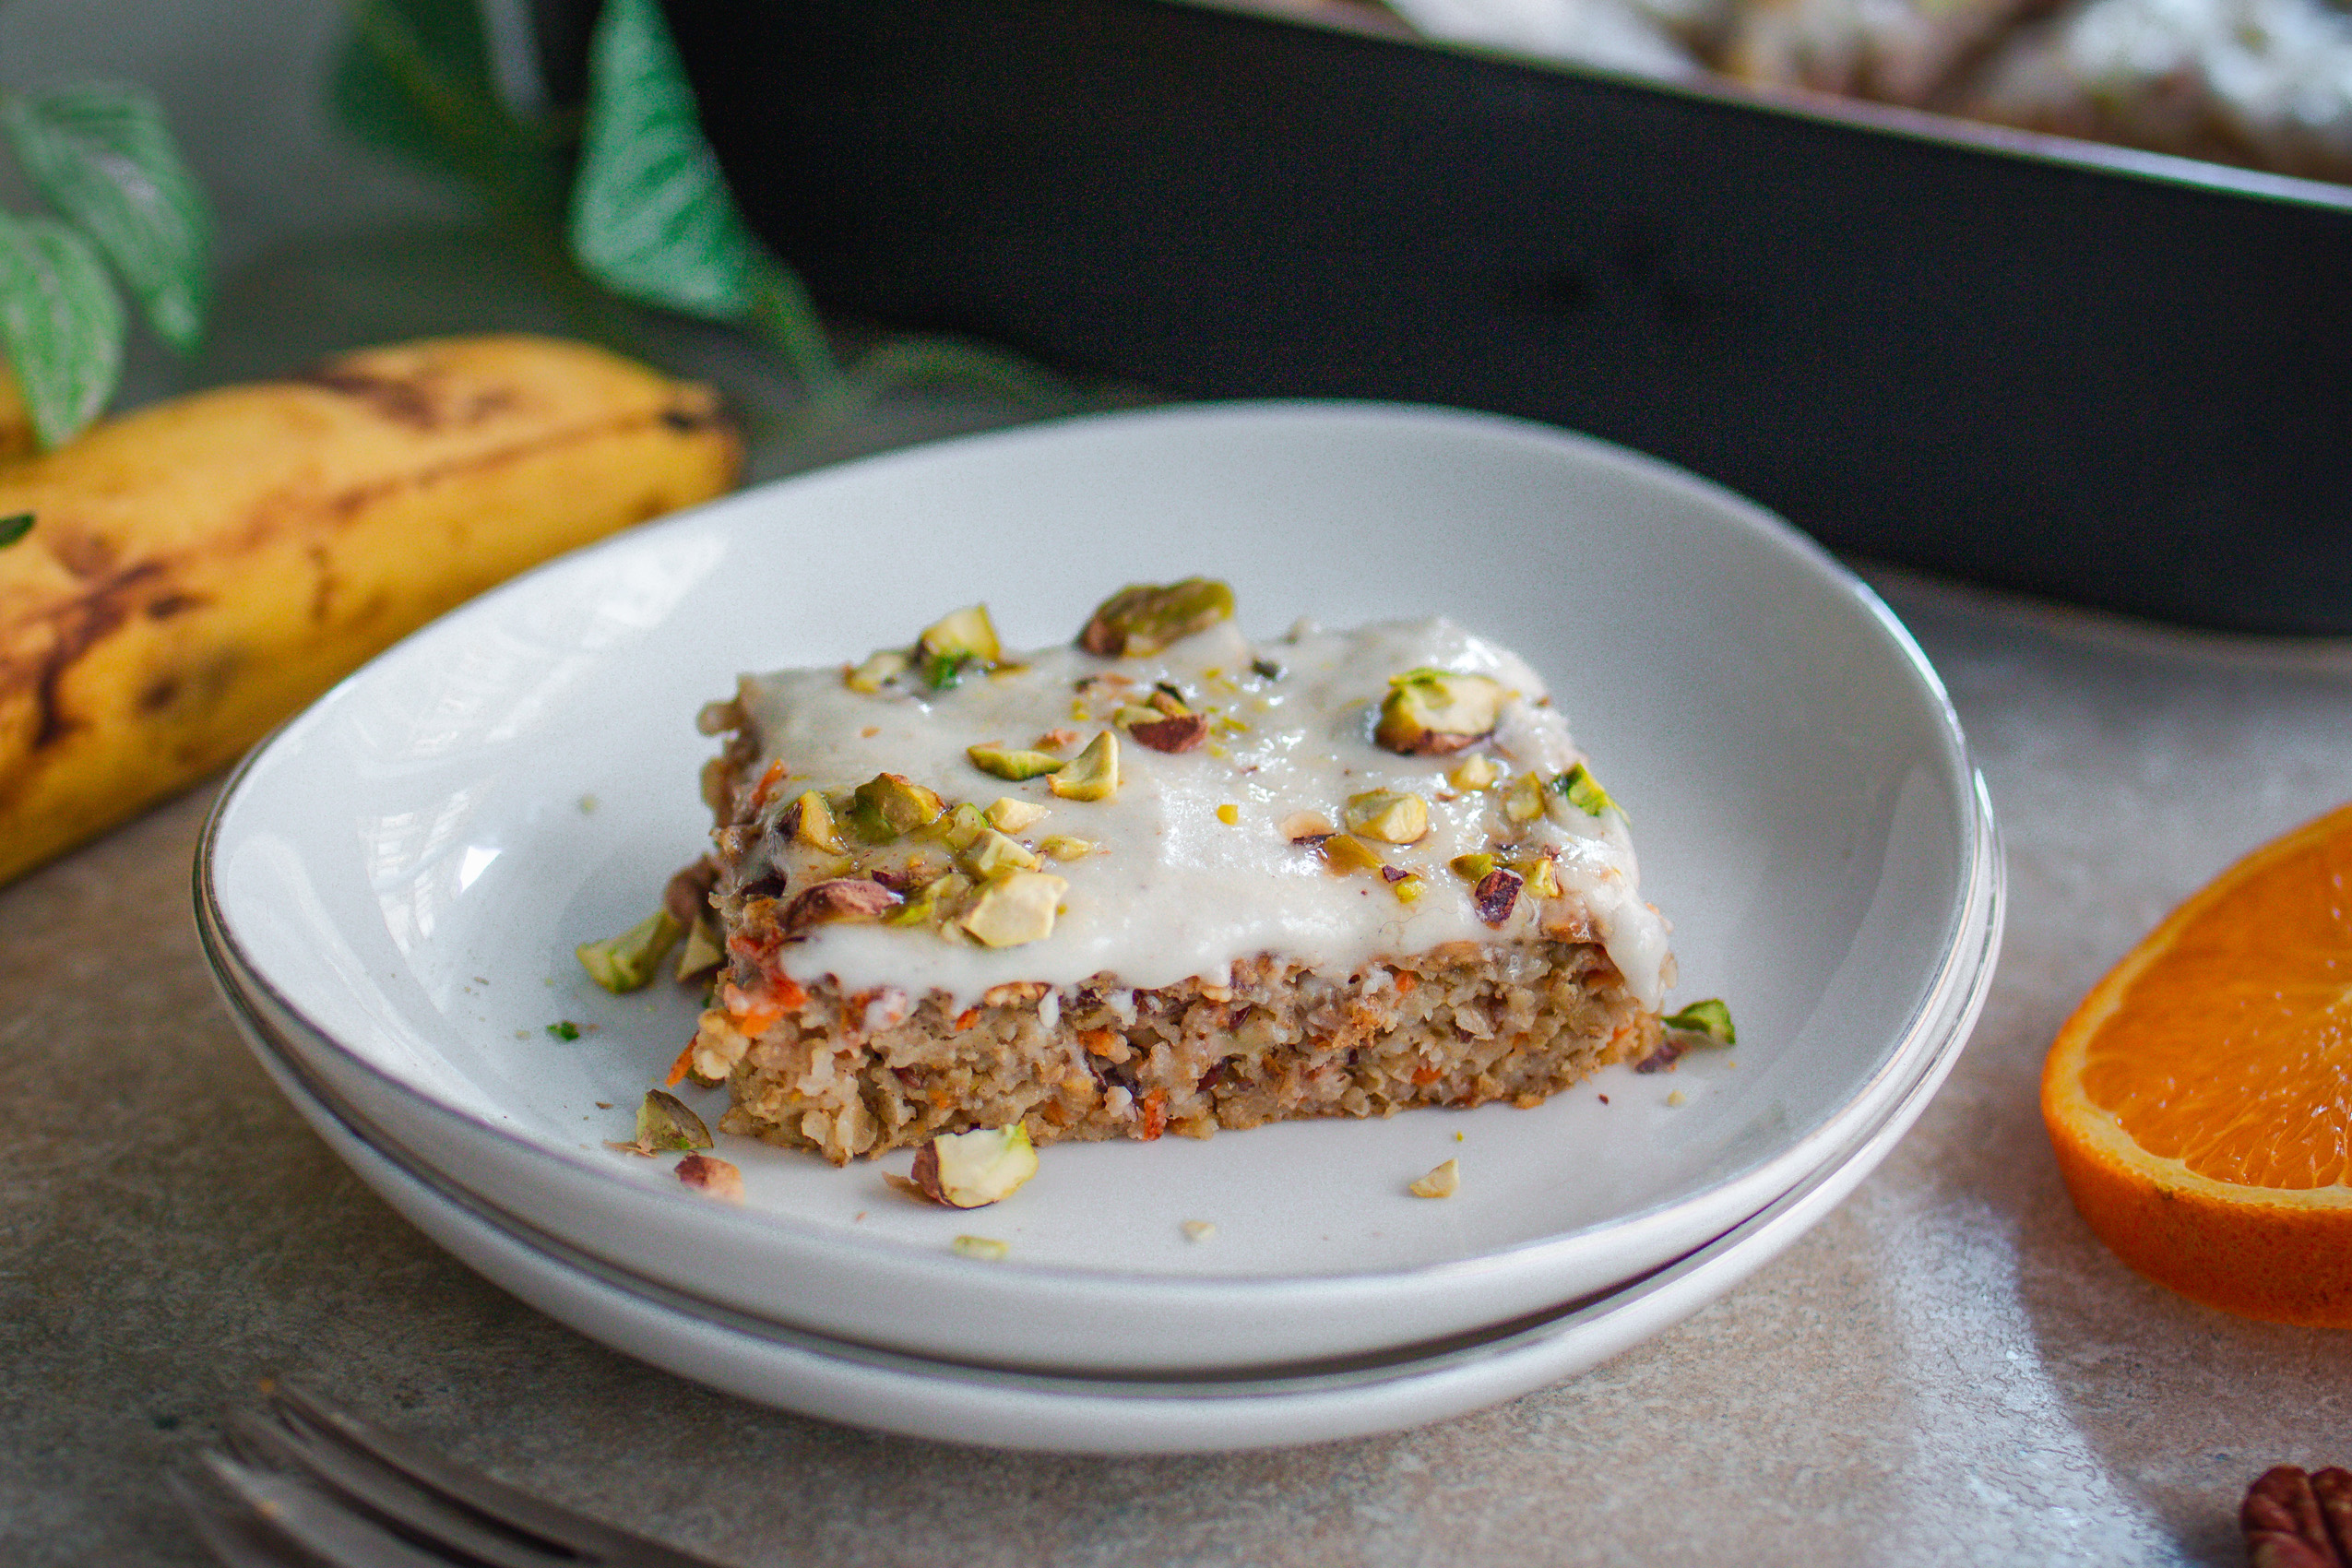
[1375,669,1505,756]
[958,870,1068,947]
[2241,1465,2352,1568]
[1049,731,1120,801]
[1078,577,1235,658]
[904,1124,1040,1208]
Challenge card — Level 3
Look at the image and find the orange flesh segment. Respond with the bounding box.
[2076,826,2352,1190]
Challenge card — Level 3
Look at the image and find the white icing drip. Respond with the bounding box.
[733,618,1672,1009]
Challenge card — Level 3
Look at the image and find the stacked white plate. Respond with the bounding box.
[197,404,2002,1453]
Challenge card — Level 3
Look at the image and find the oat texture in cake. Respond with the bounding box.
[678,579,1678,1163]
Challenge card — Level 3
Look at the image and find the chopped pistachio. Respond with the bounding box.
[887,871,974,926]
[1182,1219,1218,1242]
[674,1153,744,1201]
[909,1125,1039,1208]
[1472,868,1524,927]
[967,743,1063,781]
[1662,998,1737,1047]
[1077,577,1235,657]
[545,1020,580,1041]
[952,1235,1011,1261]
[1049,731,1120,801]
[964,827,1043,880]
[959,871,1068,947]
[1039,835,1095,861]
[1392,873,1425,905]
[1344,790,1431,845]
[637,1088,713,1153]
[845,647,910,694]
[1503,771,1546,824]
[1113,703,1166,730]
[781,878,903,933]
[1374,669,1506,756]
[934,802,989,853]
[984,796,1048,832]
[1278,810,1335,842]
[1449,851,1498,883]
[918,603,1003,667]
[784,790,846,853]
[576,910,684,993]
[855,772,946,835]
[1317,833,1387,876]
[1514,854,1562,899]
[1216,803,1240,826]
[1551,761,1623,820]
[1447,754,1503,791]
[1408,1158,1460,1199]
[675,915,725,981]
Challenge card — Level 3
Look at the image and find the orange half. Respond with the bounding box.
[2041,799,2352,1326]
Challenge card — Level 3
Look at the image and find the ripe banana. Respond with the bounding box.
[0,334,742,886]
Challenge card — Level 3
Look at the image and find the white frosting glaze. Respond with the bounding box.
[733,618,1673,1009]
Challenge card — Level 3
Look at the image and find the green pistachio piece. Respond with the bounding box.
[984,796,1047,833]
[912,606,997,667]
[909,1124,1039,1208]
[887,872,975,927]
[1077,577,1235,657]
[1661,998,1736,1046]
[636,1088,713,1153]
[1550,762,1623,820]
[855,772,947,836]
[1392,873,1425,905]
[1449,851,1498,883]
[1374,669,1506,756]
[1316,833,1387,876]
[968,744,1064,780]
[675,915,725,982]
[963,828,1043,880]
[1039,835,1095,861]
[576,910,684,993]
[1447,754,1502,791]
[1514,854,1562,898]
[783,790,846,853]
[934,802,990,853]
[1344,790,1431,845]
[951,1235,1011,1260]
[1503,771,1546,824]
[845,647,910,694]
[958,870,1067,947]
[1048,731,1120,802]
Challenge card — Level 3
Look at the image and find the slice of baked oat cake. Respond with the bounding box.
[680,579,1676,1165]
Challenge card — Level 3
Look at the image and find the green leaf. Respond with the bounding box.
[0,84,211,352]
[0,213,124,449]
[570,0,837,388]
[332,0,565,228]
[0,513,31,549]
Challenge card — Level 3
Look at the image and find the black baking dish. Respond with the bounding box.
[663,0,2352,634]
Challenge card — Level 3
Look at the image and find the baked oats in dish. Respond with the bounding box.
[676,580,1677,1166]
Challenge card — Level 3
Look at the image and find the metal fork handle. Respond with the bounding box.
[173,1383,735,1568]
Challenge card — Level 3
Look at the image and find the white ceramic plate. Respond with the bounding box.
[226,919,1984,1454]
[199,402,2002,1374]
